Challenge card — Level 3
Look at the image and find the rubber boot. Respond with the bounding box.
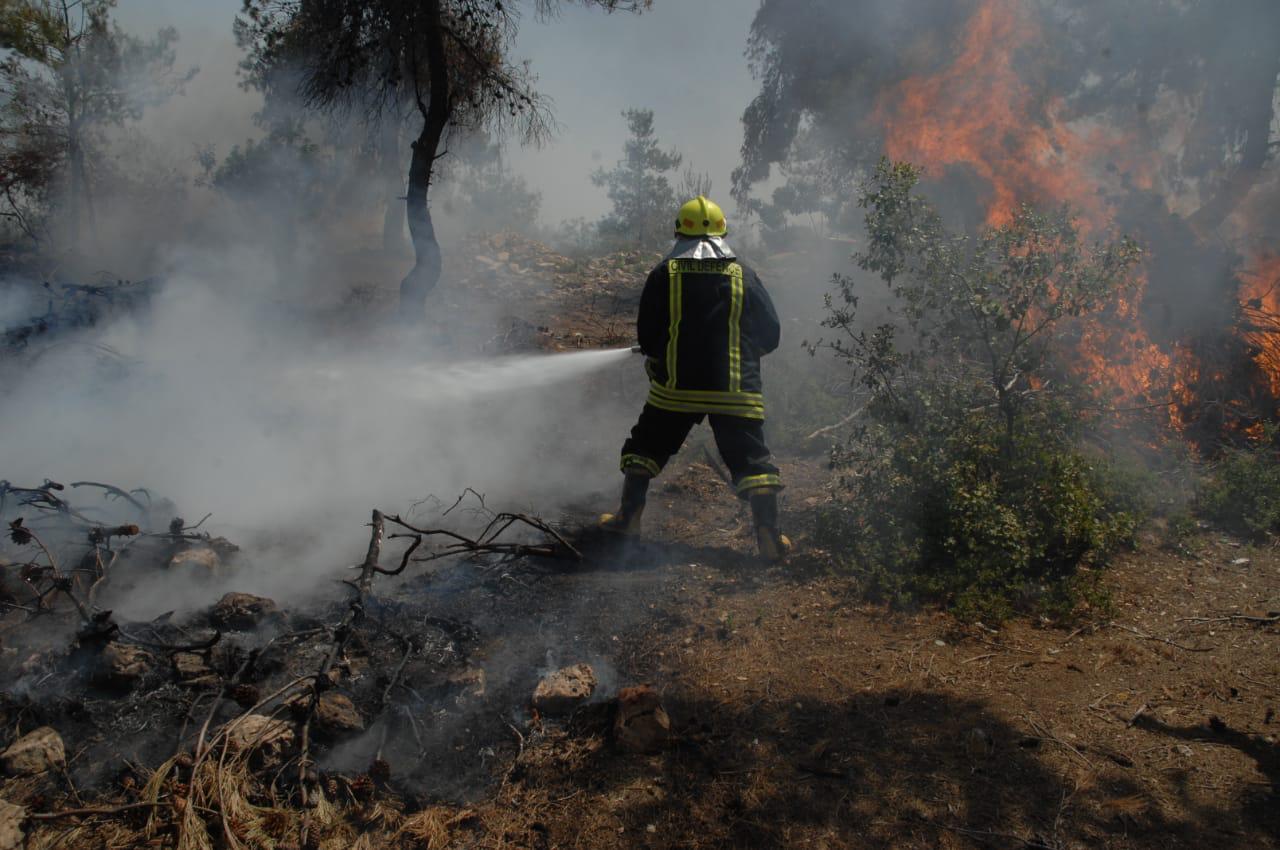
[599,473,650,536]
[748,489,792,563]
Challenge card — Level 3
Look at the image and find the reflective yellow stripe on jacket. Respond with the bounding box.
[665,260,682,389]
[646,385,764,420]
[728,263,743,393]
[649,259,761,418]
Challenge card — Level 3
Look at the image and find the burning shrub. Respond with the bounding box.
[813,160,1144,621]
[1197,425,1280,539]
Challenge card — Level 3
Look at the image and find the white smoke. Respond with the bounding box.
[0,242,645,616]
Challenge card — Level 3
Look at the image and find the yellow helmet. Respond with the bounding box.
[675,195,728,237]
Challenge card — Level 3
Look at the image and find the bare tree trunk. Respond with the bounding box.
[400,119,446,321]
[76,140,97,247]
[66,132,81,245]
[381,117,406,254]
[64,75,82,247]
[399,0,450,322]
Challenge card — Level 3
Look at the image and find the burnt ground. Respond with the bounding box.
[3,450,1276,850]
[2,237,1278,848]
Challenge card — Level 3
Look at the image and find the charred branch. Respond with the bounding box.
[385,510,582,564]
[70,481,151,514]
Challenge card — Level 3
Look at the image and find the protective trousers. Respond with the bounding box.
[620,403,782,496]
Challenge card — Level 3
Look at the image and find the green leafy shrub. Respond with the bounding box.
[813,160,1144,621]
[817,399,1137,621]
[1198,426,1280,538]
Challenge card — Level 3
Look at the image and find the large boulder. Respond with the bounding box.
[532,664,597,716]
[210,592,280,631]
[1,727,65,776]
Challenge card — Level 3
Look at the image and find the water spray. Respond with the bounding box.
[299,345,642,407]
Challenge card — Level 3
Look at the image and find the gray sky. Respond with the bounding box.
[116,0,759,225]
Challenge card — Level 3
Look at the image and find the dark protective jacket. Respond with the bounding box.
[637,257,781,419]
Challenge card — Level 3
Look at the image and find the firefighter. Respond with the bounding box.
[600,195,791,562]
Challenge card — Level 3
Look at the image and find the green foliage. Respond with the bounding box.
[203,126,322,204]
[0,0,192,244]
[758,352,849,454]
[1159,510,1199,553]
[742,126,861,252]
[439,136,541,234]
[1197,426,1280,538]
[592,109,683,249]
[819,404,1136,621]
[815,160,1144,621]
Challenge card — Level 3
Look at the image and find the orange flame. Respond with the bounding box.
[872,0,1175,424]
[1239,252,1280,398]
[874,0,1144,228]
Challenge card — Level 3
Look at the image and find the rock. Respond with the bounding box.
[172,652,213,681]
[226,714,295,763]
[613,685,671,754]
[0,799,24,850]
[532,664,597,715]
[206,536,241,559]
[94,642,152,688]
[317,693,363,734]
[167,547,221,577]
[447,668,487,699]
[1,727,65,776]
[210,592,280,630]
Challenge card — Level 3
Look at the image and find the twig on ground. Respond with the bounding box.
[375,636,417,763]
[803,406,864,443]
[120,629,221,653]
[28,801,166,821]
[387,510,582,564]
[501,721,527,790]
[1107,621,1212,652]
[443,487,489,517]
[1238,673,1280,695]
[1024,715,1096,770]
[1177,614,1280,626]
